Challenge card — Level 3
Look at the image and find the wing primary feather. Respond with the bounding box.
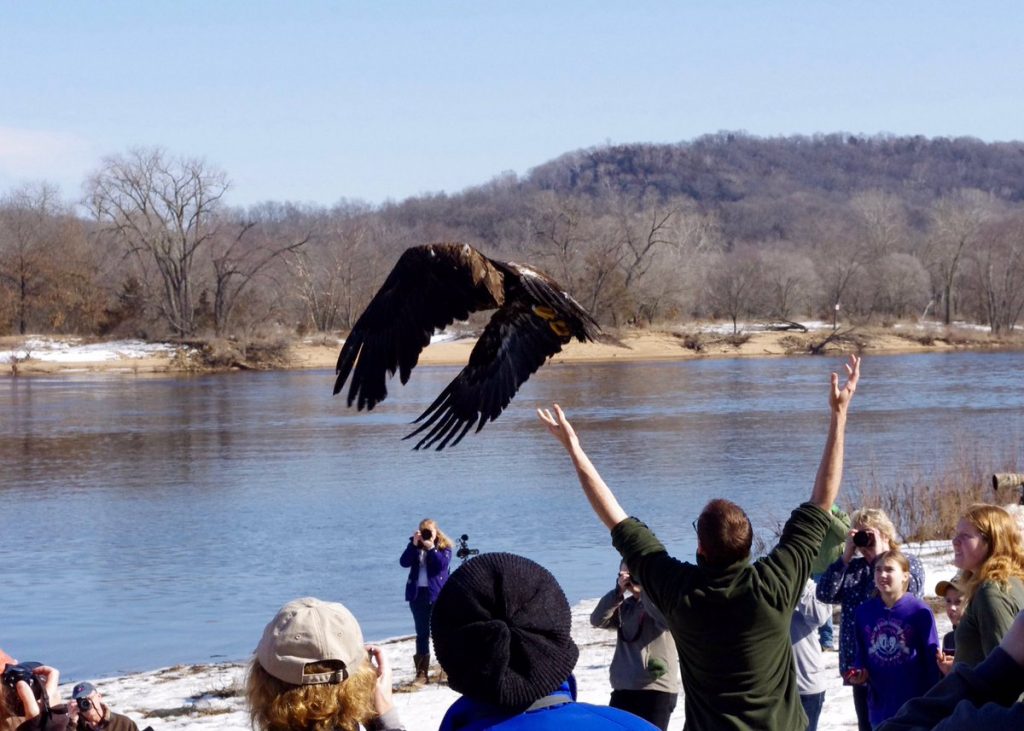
[437,419,475,450]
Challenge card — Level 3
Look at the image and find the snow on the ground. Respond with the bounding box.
[0,337,180,364]
[54,539,962,731]
[696,320,833,335]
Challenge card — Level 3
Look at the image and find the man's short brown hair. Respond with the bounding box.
[697,498,753,567]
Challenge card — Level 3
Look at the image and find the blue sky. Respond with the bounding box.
[2,2,1022,207]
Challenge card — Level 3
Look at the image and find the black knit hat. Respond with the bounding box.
[431,552,579,708]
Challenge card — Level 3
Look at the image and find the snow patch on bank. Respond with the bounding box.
[0,337,179,364]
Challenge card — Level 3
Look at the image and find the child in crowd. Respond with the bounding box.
[848,549,941,728]
[934,575,963,675]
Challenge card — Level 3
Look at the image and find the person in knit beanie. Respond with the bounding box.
[432,552,658,730]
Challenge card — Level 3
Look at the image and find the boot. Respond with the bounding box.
[412,653,428,687]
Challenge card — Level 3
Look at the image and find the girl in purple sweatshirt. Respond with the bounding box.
[848,549,941,728]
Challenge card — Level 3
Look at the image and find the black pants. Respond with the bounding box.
[609,689,677,731]
[852,683,871,731]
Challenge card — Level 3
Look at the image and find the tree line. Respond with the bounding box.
[2,133,1024,341]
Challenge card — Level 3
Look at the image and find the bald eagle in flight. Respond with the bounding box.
[333,243,604,450]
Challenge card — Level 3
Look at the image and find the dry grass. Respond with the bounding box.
[848,441,1022,542]
[174,335,292,370]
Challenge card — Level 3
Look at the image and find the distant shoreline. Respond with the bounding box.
[2,323,1021,376]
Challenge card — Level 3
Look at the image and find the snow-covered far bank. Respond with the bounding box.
[0,337,184,365]
[45,539,962,731]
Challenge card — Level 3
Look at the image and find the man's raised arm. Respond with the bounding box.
[809,354,861,512]
[537,404,628,530]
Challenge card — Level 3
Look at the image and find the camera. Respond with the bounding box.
[420,529,433,541]
[853,530,875,548]
[76,697,93,712]
[3,662,44,696]
[2,662,46,713]
[456,534,479,562]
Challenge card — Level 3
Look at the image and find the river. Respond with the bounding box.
[1,351,1021,680]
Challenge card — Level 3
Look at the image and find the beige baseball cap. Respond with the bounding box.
[935,574,963,596]
[255,597,365,685]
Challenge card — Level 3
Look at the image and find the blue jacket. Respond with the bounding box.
[438,678,658,730]
[399,541,451,603]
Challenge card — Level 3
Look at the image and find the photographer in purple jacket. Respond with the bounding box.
[399,518,452,686]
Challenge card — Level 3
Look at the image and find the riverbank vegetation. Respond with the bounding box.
[849,442,1023,542]
[3,134,1024,350]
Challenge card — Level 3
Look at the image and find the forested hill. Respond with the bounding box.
[526,133,1024,204]
[4,133,1024,341]
[382,132,1024,251]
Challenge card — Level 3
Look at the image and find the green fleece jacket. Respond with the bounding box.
[954,576,1024,667]
[612,502,830,731]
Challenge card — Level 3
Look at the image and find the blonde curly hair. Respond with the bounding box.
[246,658,377,731]
[850,507,900,548]
[959,503,1024,601]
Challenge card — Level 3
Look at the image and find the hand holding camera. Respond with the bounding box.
[617,570,633,593]
[2,662,61,719]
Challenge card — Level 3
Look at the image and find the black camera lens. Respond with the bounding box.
[853,530,875,548]
[77,698,93,712]
[420,529,433,540]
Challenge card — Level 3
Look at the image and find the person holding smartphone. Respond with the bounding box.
[399,518,452,686]
[590,562,680,730]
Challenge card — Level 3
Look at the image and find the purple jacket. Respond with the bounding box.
[854,594,941,726]
[400,541,451,603]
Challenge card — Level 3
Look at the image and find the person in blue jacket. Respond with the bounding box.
[431,551,658,730]
[399,518,452,686]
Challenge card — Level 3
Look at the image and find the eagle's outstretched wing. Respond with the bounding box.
[333,243,502,410]
[405,268,602,450]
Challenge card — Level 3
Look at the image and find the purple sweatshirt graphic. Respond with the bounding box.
[854,593,941,727]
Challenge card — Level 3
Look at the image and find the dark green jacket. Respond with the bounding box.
[954,576,1024,667]
[810,507,850,576]
[612,503,830,731]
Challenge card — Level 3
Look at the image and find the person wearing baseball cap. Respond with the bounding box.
[935,574,964,676]
[67,682,138,731]
[247,597,404,731]
[431,552,658,729]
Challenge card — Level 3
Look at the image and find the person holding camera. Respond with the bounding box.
[589,562,680,731]
[1,657,71,731]
[816,507,924,731]
[66,683,138,731]
[398,518,452,686]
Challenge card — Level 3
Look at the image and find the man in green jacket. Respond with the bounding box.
[538,355,860,731]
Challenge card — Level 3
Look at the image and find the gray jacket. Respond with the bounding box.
[790,578,832,695]
[590,587,681,694]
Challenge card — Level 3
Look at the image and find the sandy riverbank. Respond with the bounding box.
[0,322,1016,375]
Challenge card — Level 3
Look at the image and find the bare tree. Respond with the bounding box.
[964,214,1024,334]
[0,184,62,333]
[0,183,102,334]
[924,189,995,325]
[871,252,931,319]
[755,248,820,321]
[704,248,761,334]
[206,203,311,335]
[288,203,385,332]
[86,147,229,337]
